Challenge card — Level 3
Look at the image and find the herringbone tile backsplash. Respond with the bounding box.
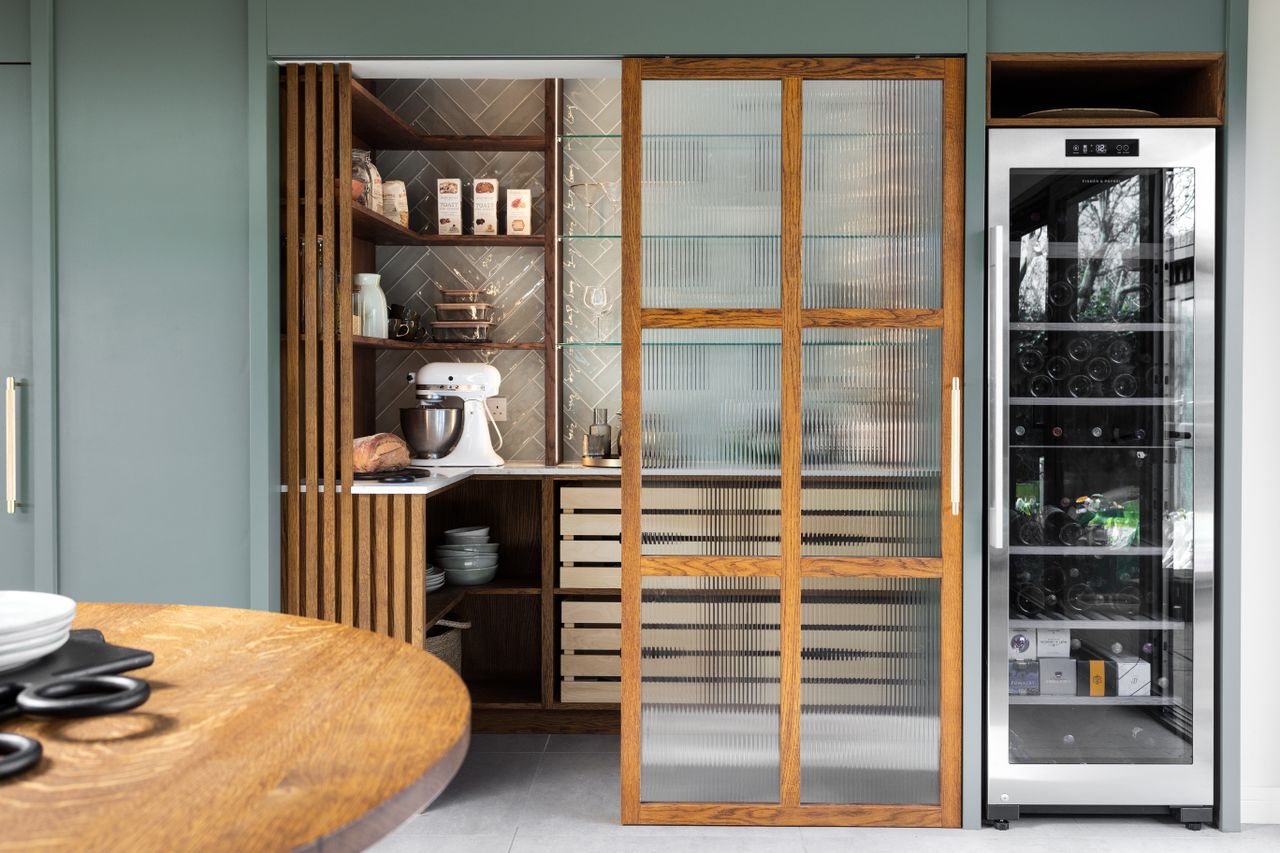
[368,77,621,462]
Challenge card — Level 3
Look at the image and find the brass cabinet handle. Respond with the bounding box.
[951,376,961,516]
[5,377,22,514]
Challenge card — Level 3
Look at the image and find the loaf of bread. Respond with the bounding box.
[353,433,411,473]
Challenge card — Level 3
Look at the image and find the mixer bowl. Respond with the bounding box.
[401,403,463,459]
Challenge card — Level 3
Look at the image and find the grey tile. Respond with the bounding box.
[545,734,620,753]
[408,751,541,836]
[469,733,550,753]
[368,830,513,853]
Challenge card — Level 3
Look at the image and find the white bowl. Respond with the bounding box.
[435,554,499,571]
[443,566,498,586]
[0,614,74,646]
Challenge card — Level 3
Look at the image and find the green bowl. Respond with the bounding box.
[434,554,499,571]
[442,566,498,586]
[434,542,499,554]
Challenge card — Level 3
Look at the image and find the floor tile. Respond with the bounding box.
[468,733,549,753]
[368,831,513,853]
[408,752,541,836]
[545,734,620,753]
[510,832,803,853]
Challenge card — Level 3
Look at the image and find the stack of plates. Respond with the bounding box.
[425,566,446,592]
[0,591,76,673]
[434,526,499,586]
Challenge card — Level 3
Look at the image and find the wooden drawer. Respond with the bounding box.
[558,594,620,705]
[558,484,621,591]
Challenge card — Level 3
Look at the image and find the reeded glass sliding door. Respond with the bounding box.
[620,58,964,827]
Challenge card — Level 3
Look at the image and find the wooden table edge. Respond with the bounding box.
[300,718,472,853]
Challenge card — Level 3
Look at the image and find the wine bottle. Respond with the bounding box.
[1086,357,1112,382]
[1106,335,1134,364]
[1028,375,1055,398]
[1014,514,1046,546]
[1013,584,1047,616]
[1066,335,1094,363]
[1046,355,1071,381]
[1018,346,1047,375]
[1112,373,1139,398]
[1067,375,1095,398]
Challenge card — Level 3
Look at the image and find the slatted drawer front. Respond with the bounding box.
[560,599,621,703]
[560,486,622,589]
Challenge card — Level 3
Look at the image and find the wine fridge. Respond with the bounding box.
[986,129,1215,827]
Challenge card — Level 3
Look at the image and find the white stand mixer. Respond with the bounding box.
[410,362,504,467]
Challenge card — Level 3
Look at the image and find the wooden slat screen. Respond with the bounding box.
[280,64,425,644]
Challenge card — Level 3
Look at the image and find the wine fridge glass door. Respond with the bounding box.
[987,128,1215,809]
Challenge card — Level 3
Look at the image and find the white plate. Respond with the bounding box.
[0,613,73,646]
[0,591,76,636]
[0,631,70,673]
[0,624,70,655]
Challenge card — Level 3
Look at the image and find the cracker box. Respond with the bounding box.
[437,178,462,235]
[472,178,499,235]
[506,188,532,235]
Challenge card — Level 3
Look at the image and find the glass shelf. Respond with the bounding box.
[560,234,621,240]
[1008,696,1180,707]
[1007,545,1165,556]
[1009,397,1172,407]
[1009,322,1180,332]
[562,234,932,241]
[1008,616,1187,631]
[562,132,928,140]
[559,341,620,348]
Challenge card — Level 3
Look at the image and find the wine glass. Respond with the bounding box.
[583,284,609,342]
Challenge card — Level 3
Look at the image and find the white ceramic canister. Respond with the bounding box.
[356,273,388,339]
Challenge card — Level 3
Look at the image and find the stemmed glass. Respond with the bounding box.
[583,284,610,342]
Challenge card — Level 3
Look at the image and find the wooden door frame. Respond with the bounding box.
[620,55,965,828]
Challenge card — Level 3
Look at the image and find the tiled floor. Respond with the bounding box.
[370,734,1280,853]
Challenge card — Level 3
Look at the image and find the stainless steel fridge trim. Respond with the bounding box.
[986,127,1216,809]
[988,226,1007,548]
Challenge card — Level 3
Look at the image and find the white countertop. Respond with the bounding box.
[284,462,619,496]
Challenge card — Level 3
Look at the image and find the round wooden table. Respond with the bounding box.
[0,603,470,852]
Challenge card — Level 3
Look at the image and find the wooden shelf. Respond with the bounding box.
[425,588,467,631]
[352,203,544,246]
[466,679,543,709]
[352,79,546,152]
[463,580,541,596]
[987,52,1224,126]
[353,335,545,352]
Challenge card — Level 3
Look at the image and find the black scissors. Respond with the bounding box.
[0,629,153,780]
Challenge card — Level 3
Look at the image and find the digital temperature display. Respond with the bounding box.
[1065,139,1140,157]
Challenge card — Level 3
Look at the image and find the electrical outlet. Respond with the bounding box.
[486,396,508,422]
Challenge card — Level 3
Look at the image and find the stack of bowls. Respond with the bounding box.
[0,591,77,673]
[434,526,498,586]
[425,566,446,592]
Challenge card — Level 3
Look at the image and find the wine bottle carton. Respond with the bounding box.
[1039,658,1077,695]
[506,188,532,235]
[1116,658,1151,696]
[1009,630,1037,661]
[1075,659,1118,696]
[437,179,462,235]
[1009,660,1040,695]
[472,178,499,235]
[1037,628,1072,658]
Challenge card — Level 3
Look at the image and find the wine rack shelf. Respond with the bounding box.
[1008,546,1165,556]
[1008,695,1181,706]
[1009,397,1172,407]
[1008,617,1187,631]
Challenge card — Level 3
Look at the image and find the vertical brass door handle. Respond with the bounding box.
[5,377,22,513]
[951,377,961,516]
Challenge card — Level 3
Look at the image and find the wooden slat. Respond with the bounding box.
[540,479,556,704]
[800,308,943,328]
[640,308,782,328]
[320,64,337,623]
[938,56,966,829]
[562,601,621,623]
[778,75,803,809]
[410,495,425,646]
[561,681,621,703]
[561,487,621,510]
[560,656,621,678]
[282,66,301,617]
[543,79,562,466]
[799,556,943,578]
[356,495,372,630]
[561,540,621,563]
[560,566,620,589]
[639,57,946,80]
[640,556,780,576]
[619,56,643,827]
[391,495,407,641]
[337,65,355,627]
[562,627,621,651]
[559,513,621,536]
[635,803,942,827]
[301,65,320,620]
[374,496,389,635]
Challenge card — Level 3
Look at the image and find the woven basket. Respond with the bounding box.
[425,618,470,675]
